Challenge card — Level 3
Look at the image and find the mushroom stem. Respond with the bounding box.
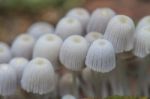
[116,52,144,96]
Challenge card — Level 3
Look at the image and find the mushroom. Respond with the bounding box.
[11,34,35,59]
[27,22,54,40]
[21,57,56,95]
[85,32,103,44]
[0,42,12,63]
[33,34,63,70]
[87,8,116,34]
[55,17,83,40]
[0,64,17,96]
[66,8,90,33]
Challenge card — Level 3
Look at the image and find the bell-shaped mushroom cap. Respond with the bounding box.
[133,26,150,58]
[85,32,104,44]
[11,34,35,59]
[0,64,17,96]
[27,22,54,39]
[9,57,28,84]
[104,15,135,53]
[85,39,116,73]
[136,16,150,30]
[55,17,83,40]
[33,34,63,69]
[21,57,56,95]
[87,8,116,34]
[66,8,90,31]
[0,42,12,63]
[59,35,89,71]
[62,94,76,99]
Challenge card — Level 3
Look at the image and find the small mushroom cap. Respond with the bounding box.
[136,16,150,30]
[104,15,135,53]
[33,34,63,69]
[133,26,150,58]
[55,17,83,40]
[62,94,76,99]
[9,57,28,83]
[0,64,17,96]
[0,42,12,63]
[85,32,104,44]
[11,34,35,59]
[87,8,116,33]
[86,39,116,73]
[27,22,54,39]
[66,8,90,30]
[59,35,89,71]
[21,57,56,95]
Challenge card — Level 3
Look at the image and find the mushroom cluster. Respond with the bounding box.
[0,7,150,98]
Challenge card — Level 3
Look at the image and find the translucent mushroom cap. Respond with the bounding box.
[33,34,63,69]
[59,35,89,71]
[9,57,28,84]
[0,64,17,96]
[66,8,90,30]
[11,34,35,59]
[133,26,150,58]
[55,17,83,40]
[0,42,12,63]
[104,15,135,53]
[136,16,150,30]
[27,22,54,39]
[21,57,56,95]
[85,32,104,44]
[62,94,76,99]
[87,8,116,34]
[85,39,116,73]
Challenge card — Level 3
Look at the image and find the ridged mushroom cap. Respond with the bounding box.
[0,64,17,96]
[9,57,28,84]
[0,42,12,63]
[33,34,63,69]
[59,35,89,71]
[133,26,150,58]
[104,15,135,53]
[62,94,76,99]
[87,8,116,34]
[21,57,56,95]
[66,8,90,30]
[11,34,35,59]
[136,16,150,30]
[27,22,54,39]
[85,32,104,44]
[55,17,83,40]
[85,39,116,73]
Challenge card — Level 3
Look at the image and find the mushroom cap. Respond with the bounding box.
[9,57,28,83]
[33,34,63,69]
[0,42,12,63]
[136,15,150,30]
[21,57,56,95]
[133,26,150,58]
[66,8,90,30]
[85,39,116,73]
[104,15,135,53]
[55,17,83,40]
[59,35,89,71]
[11,34,35,59]
[62,94,76,99]
[0,64,17,96]
[27,22,54,39]
[87,8,116,34]
[85,32,104,44]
